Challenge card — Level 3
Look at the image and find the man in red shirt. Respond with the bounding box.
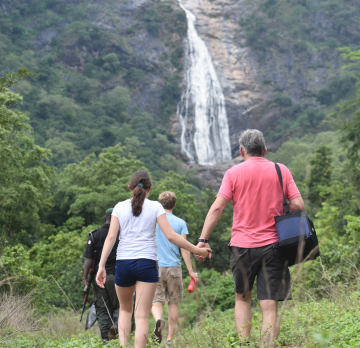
[197,129,304,346]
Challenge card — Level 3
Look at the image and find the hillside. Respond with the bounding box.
[1,0,360,168]
[0,0,186,173]
[180,0,360,155]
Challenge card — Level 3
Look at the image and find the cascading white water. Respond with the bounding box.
[178,1,231,165]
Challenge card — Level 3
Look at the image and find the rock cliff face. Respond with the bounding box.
[174,0,359,159]
[178,0,259,158]
[174,0,360,187]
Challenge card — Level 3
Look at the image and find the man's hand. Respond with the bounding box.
[189,270,199,284]
[83,278,88,288]
[195,242,212,262]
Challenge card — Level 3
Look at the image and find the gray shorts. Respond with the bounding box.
[230,242,292,301]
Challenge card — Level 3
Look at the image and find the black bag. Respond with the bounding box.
[274,163,320,266]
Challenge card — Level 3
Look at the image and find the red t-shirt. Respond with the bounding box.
[217,157,301,248]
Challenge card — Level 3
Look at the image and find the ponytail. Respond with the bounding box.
[128,170,152,217]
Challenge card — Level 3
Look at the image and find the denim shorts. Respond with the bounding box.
[115,258,159,287]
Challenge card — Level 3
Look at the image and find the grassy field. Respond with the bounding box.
[3,287,360,348]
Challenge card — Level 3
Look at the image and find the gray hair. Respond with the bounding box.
[239,129,266,157]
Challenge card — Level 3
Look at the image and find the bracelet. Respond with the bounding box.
[198,238,208,243]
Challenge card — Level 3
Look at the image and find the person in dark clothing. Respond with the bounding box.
[83,208,120,341]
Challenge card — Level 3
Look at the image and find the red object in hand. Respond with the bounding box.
[187,276,196,293]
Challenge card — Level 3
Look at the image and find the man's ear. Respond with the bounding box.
[263,148,267,157]
[240,146,245,157]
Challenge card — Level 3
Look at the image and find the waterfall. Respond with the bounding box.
[178,1,231,165]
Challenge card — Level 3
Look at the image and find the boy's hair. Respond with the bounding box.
[158,191,176,210]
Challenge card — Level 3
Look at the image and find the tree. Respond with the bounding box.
[308,145,333,209]
[61,145,146,225]
[104,86,131,121]
[337,48,360,195]
[317,88,332,105]
[0,69,54,245]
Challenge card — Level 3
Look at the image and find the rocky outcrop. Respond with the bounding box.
[187,156,243,190]
[180,0,260,158]
[175,0,357,159]
[0,0,16,14]
[31,28,59,50]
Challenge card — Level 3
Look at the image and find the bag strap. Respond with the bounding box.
[275,163,291,215]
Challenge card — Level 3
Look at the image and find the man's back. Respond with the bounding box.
[156,213,188,267]
[85,224,119,274]
[218,157,300,248]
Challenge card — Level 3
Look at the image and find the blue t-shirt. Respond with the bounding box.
[156,213,189,267]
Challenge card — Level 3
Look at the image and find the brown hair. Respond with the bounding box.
[128,170,152,217]
[158,191,176,210]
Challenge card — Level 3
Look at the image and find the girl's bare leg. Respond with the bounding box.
[133,281,157,348]
[115,284,135,346]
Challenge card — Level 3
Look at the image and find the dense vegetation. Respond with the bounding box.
[1,0,360,346]
[2,58,360,345]
[0,0,186,170]
[239,0,360,143]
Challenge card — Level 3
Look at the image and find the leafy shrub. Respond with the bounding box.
[273,93,292,107]
[103,86,131,121]
[171,47,183,69]
[317,88,332,105]
[244,16,266,45]
[124,68,145,87]
[292,41,307,53]
[261,0,278,17]
[144,7,162,36]
[161,75,181,120]
[328,74,357,102]
[307,106,325,126]
[102,53,120,73]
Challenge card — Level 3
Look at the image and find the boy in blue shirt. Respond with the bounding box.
[151,191,199,344]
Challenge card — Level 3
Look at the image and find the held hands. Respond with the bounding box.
[195,244,212,260]
[195,242,212,262]
[95,267,106,288]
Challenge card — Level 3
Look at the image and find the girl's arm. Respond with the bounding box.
[157,214,210,258]
[96,215,119,288]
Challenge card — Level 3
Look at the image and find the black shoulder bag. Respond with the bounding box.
[274,163,320,266]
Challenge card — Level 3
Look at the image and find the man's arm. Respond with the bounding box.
[83,258,95,287]
[196,196,228,261]
[180,235,199,284]
[288,196,304,212]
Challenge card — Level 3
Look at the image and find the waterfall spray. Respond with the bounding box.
[178,1,231,165]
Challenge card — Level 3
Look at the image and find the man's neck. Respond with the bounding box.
[243,154,261,161]
[165,209,173,214]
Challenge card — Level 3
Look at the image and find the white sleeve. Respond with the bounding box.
[112,202,121,219]
[156,202,166,218]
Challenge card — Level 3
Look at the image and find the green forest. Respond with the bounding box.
[1,0,360,346]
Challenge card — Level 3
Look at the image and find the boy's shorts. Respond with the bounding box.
[153,267,183,304]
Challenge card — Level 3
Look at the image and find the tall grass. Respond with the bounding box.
[3,259,360,347]
[0,293,38,343]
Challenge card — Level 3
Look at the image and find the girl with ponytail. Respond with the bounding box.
[96,170,210,348]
